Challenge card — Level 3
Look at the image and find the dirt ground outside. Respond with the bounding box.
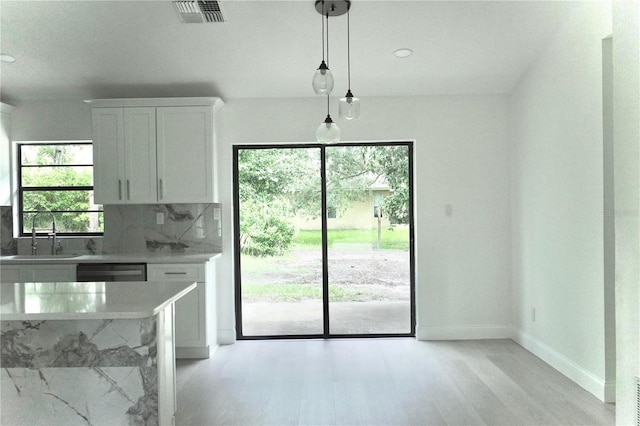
[240,247,411,302]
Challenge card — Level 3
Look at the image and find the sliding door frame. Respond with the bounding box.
[233,141,415,340]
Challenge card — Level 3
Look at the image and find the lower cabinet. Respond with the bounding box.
[25,264,76,282]
[0,264,76,282]
[0,265,23,283]
[147,262,216,359]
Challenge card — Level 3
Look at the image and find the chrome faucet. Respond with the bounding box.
[31,211,57,255]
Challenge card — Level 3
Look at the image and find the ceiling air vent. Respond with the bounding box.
[174,1,227,23]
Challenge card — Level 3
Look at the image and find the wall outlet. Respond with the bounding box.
[156,212,164,225]
[445,204,453,217]
[531,307,536,322]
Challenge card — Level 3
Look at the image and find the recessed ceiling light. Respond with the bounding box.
[0,54,16,63]
[393,48,413,58]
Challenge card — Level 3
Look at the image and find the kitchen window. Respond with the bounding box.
[17,141,103,236]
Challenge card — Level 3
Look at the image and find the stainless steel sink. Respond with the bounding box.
[3,254,83,260]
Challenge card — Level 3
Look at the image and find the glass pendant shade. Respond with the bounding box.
[339,90,360,120]
[312,61,334,94]
[316,115,341,143]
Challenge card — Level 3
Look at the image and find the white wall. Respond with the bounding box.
[602,36,616,402]
[216,95,512,342]
[11,100,92,141]
[7,94,514,345]
[509,2,612,400]
[612,1,640,424]
[0,103,15,206]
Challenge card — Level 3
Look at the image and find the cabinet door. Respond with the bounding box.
[147,263,207,348]
[174,283,206,348]
[123,108,158,203]
[0,265,24,283]
[156,106,214,203]
[23,264,76,282]
[92,108,125,204]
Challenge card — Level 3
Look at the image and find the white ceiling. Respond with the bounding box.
[0,0,578,104]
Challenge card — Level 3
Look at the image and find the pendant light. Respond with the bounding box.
[312,0,350,143]
[316,94,341,142]
[338,8,360,119]
[312,3,334,95]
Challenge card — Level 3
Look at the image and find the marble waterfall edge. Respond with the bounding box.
[1,317,160,426]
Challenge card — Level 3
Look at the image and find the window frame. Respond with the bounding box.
[17,141,104,237]
[373,193,384,218]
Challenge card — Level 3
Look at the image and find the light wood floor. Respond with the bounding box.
[175,338,615,426]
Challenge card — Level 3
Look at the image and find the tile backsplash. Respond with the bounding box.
[102,203,222,254]
[16,236,102,256]
[1,206,17,255]
[3,203,222,256]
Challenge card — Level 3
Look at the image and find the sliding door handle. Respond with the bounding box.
[118,180,122,200]
[159,179,164,200]
[126,180,131,200]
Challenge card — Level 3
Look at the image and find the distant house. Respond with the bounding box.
[292,182,392,231]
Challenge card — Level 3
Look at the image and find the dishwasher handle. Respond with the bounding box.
[76,263,147,282]
[77,270,144,277]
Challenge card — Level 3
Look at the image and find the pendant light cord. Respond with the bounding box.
[326,12,330,68]
[347,9,351,90]
[321,3,325,62]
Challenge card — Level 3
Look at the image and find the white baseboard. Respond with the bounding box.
[217,328,236,345]
[603,380,616,403]
[513,330,609,402]
[176,346,210,359]
[416,325,513,341]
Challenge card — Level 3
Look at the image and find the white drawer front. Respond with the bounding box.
[147,263,204,282]
[1,266,23,283]
[26,265,76,282]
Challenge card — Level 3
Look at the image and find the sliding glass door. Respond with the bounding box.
[235,147,323,336]
[234,142,414,338]
[326,144,412,335]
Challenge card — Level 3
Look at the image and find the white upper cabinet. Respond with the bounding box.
[90,98,223,204]
[156,107,213,203]
[0,103,15,206]
[124,108,157,203]
[92,108,124,204]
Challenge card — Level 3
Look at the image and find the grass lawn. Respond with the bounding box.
[293,227,409,250]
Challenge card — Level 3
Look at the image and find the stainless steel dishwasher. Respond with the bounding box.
[76,263,147,282]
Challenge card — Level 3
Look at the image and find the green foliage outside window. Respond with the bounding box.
[239,198,296,257]
[19,143,103,235]
[237,144,410,257]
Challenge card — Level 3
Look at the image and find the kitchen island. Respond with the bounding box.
[0,280,196,426]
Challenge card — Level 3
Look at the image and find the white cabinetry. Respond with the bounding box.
[0,264,76,282]
[90,98,223,204]
[156,107,213,203]
[0,265,23,282]
[25,264,76,282]
[92,108,157,204]
[148,261,217,359]
[0,102,14,206]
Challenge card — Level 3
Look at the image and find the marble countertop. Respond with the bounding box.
[0,252,221,265]
[0,281,197,320]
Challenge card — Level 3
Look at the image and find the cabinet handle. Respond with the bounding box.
[164,271,187,275]
[118,180,122,200]
[159,179,164,200]
[127,180,131,200]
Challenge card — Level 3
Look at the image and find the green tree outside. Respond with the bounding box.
[21,144,103,234]
[237,145,410,257]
